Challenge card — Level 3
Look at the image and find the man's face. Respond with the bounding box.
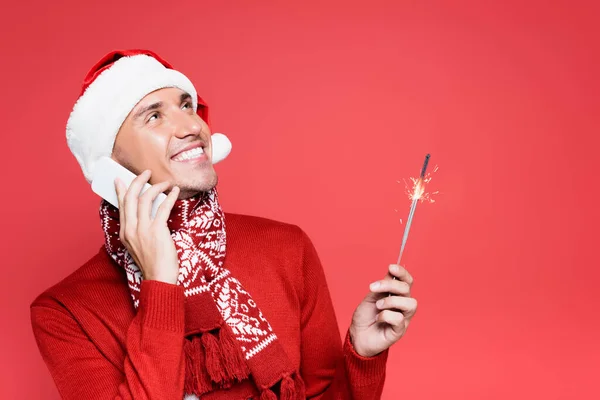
[112,87,217,198]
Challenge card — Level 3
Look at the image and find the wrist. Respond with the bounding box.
[343,330,389,383]
[138,280,185,331]
[349,326,376,358]
[144,272,178,285]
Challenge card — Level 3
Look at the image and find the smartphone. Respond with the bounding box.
[91,132,232,218]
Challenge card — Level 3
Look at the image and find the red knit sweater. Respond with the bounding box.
[31,213,388,399]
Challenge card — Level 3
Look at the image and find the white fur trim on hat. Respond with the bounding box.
[66,54,198,183]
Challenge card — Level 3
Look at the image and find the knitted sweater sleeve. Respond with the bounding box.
[30,280,186,400]
[298,230,389,399]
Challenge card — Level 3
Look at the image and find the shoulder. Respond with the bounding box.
[221,213,324,306]
[223,212,323,279]
[30,247,128,314]
[224,212,312,247]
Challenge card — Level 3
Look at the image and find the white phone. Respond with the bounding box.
[91,132,232,217]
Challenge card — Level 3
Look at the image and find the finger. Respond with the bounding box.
[386,264,414,285]
[154,186,180,224]
[376,310,405,333]
[115,178,127,239]
[123,170,151,231]
[376,296,417,318]
[369,279,411,297]
[138,181,172,224]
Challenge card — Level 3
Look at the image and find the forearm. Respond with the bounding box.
[120,280,186,399]
[31,280,187,399]
[341,330,388,399]
[305,330,388,400]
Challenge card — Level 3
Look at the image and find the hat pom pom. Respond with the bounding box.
[211,133,232,164]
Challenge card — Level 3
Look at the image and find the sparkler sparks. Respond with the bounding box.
[403,164,440,203]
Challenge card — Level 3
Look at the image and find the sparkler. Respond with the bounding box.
[391,154,435,283]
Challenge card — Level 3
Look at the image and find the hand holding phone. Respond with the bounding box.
[114,170,181,284]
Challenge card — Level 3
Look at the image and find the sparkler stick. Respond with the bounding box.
[392,154,430,283]
[396,154,429,264]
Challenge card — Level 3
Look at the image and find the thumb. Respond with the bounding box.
[364,281,387,303]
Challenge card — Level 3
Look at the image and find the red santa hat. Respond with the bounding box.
[66,49,212,183]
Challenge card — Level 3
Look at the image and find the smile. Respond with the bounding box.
[172,146,205,162]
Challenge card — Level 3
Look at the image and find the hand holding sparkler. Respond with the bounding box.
[349,263,417,357]
[348,154,436,357]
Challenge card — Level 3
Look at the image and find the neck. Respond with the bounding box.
[167,188,220,231]
[177,185,216,200]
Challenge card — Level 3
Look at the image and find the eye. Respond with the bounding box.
[147,112,159,123]
[182,101,192,110]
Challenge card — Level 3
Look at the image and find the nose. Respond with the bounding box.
[171,107,201,139]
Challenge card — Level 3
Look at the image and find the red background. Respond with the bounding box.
[1,0,598,398]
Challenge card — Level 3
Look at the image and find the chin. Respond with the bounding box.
[177,173,219,199]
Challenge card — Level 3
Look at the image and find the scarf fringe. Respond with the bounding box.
[218,323,251,380]
[280,375,296,400]
[293,372,306,399]
[260,388,278,400]
[201,331,230,387]
[184,337,213,395]
[256,373,303,400]
[185,326,252,396]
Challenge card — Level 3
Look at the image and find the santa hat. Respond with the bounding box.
[66,49,212,183]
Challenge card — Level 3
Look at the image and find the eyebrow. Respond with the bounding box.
[133,92,193,120]
[180,92,192,103]
[133,101,161,120]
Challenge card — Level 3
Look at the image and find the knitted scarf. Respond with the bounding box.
[100,188,305,399]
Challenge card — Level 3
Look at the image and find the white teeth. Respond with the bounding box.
[174,147,204,161]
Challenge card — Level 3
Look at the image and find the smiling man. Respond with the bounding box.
[30,49,418,399]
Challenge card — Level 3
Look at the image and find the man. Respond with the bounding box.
[30,49,417,399]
